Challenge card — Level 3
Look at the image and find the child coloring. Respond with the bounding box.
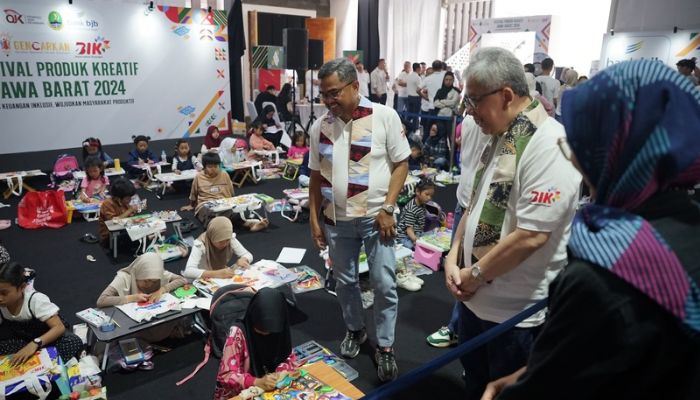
[127,135,158,177]
[287,131,309,160]
[81,137,113,168]
[0,262,83,365]
[79,156,109,202]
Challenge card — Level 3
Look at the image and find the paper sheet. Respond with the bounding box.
[276,247,306,264]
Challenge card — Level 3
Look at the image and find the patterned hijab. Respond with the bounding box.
[562,60,700,331]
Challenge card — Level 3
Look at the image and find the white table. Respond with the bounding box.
[296,103,327,128]
[105,212,183,258]
[0,170,46,199]
[223,160,262,187]
[153,169,198,198]
[202,194,267,222]
[73,167,125,180]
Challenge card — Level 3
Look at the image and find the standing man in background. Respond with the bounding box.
[370,59,389,105]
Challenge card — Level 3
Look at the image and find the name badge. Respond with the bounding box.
[210,186,220,194]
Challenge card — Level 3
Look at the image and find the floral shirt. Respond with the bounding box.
[214,325,298,400]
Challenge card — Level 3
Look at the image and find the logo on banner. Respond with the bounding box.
[529,187,561,206]
[12,40,70,54]
[48,11,62,31]
[4,9,43,25]
[76,36,110,57]
[1,32,11,56]
[625,41,643,54]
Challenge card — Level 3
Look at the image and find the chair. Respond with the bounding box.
[246,101,258,120]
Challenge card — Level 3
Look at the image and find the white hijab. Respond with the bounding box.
[111,253,167,295]
[219,137,237,166]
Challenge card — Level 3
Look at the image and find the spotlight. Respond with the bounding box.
[69,0,72,4]
[610,28,614,36]
[673,26,678,34]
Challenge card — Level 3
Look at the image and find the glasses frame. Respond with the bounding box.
[319,81,355,100]
[465,87,503,110]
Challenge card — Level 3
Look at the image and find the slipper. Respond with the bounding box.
[80,233,99,244]
[0,220,10,230]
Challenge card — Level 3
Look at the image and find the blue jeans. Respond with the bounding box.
[398,237,414,250]
[447,203,464,333]
[457,303,540,400]
[324,217,398,347]
[396,96,408,115]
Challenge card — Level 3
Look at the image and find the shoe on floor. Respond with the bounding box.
[361,289,374,309]
[375,347,398,382]
[426,326,458,348]
[408,274,424,286]
[340,328,367,359]
[396,271,421,291]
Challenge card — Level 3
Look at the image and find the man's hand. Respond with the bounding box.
[310,220,327,249]
[457,267,483,298]
[481,367,526,400]
[444,258,464,299]
[375,211,396,243]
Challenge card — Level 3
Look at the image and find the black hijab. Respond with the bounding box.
[255,105,276,125]
[434,71,459,101]
[243,288,291,377]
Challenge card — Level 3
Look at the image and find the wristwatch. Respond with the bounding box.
[471,263,486,283]
[381,204,396,215]
[32,337,43,348]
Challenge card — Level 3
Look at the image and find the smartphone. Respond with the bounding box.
[119,338,145,365]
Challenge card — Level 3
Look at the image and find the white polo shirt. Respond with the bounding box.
[357,71,370,97]
[405,71,422,98]
[396,70,409,97]
[420,70,446,110]
[370,68,388,96]
[535,75,559,104]
[456,116,491,208]
[463,110,582,327]
[309,97,411,221]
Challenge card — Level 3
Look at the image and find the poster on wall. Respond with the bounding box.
[470,15,551,65]
[0,0,231,154]
[600,30,700,70]
[343,50,363,65]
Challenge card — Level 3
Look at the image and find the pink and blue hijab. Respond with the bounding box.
[562,60,700,331]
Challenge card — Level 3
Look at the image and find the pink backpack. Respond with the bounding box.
[52,154,80,178]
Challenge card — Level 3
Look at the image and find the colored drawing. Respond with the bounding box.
[256,369,352,400]
[183,90,224,138]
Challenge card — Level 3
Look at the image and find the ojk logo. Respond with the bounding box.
[4,9,23,24]
[48,11,62,31]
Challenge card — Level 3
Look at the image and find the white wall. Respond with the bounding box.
[494,0,611,75]
[610,0,700,32]
[330,0,358,58]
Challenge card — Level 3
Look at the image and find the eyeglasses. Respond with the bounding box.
[557,137,573,161]
[465,87,503,110]
[319,81,354,100]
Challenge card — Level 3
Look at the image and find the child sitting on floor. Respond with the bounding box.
[171,139,202,193]
[396,178,435,249]
[98,178,140,248]
[0,262,83,364]
[287,131,309,160]
[183,216,253,280]
[127,135,159,178]
[82,137,113,168]
[79,156,109,202]
[182,152,268,231]
[248,122,275,154]
[423,124,449,171]
[408,141,424,171]
[214,288,299,400]
[97,253,189,342]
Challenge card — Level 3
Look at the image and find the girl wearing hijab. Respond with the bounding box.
[253,105,284,148]
[482,60,700,399]
[183,216,253,280]
[214,288,298,399]
[433,71,461,143]
[96,253,188,342]
[204,126,227,150]
[218,137,240,167]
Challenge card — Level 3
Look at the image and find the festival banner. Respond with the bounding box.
[600,30,700,69]
[0,0,231,154]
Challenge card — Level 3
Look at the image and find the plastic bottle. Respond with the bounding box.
[446,212,454,229]
[161,150,167,163]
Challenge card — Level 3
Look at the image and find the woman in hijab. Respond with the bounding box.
[253,105,284,148]
[204,126,228,150]
[218,137,240,167]
[525,72,554,116]
[214,287,298,399]
[183,216,253,280]
[554,68,578,120]
[433,71,461,142]
[277,83,293,121]
[482,60,700,399]
[96,253,188,341]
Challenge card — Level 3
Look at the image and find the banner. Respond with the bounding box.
[469,15,552,65]
[600,30,700,69]
[0,0,231,154]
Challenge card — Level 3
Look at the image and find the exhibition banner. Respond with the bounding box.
[600,30,700,69]
[469,15,551,64]
[1,0,231,154]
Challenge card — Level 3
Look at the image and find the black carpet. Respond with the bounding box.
[0,175,465,399]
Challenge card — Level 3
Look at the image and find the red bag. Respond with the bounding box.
[17,190,67,229]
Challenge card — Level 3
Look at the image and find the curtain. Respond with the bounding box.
[331,0,359,58]
[357,0,380,72]
[228,0,246,121]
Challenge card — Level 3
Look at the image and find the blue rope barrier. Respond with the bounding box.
[361,298,548,400]
[398,111,455,121]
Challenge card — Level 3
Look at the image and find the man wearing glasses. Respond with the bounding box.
[307,58,410,383]
[443,47,581,399]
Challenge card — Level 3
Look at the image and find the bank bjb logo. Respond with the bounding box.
[4,9,23,24]
[530,187,561,206]
[48,11,62,31]
[76,36,110,56]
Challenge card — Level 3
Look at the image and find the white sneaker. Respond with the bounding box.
[409,274,424,286]
[397,272,421,291]
[361,290,374,309]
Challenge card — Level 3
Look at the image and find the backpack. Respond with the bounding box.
[50,154,80,188]
[176,284,254,386]
[424,200,445,232]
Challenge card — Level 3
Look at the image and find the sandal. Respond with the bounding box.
[0,220,10,230]
[80,233,99,244]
